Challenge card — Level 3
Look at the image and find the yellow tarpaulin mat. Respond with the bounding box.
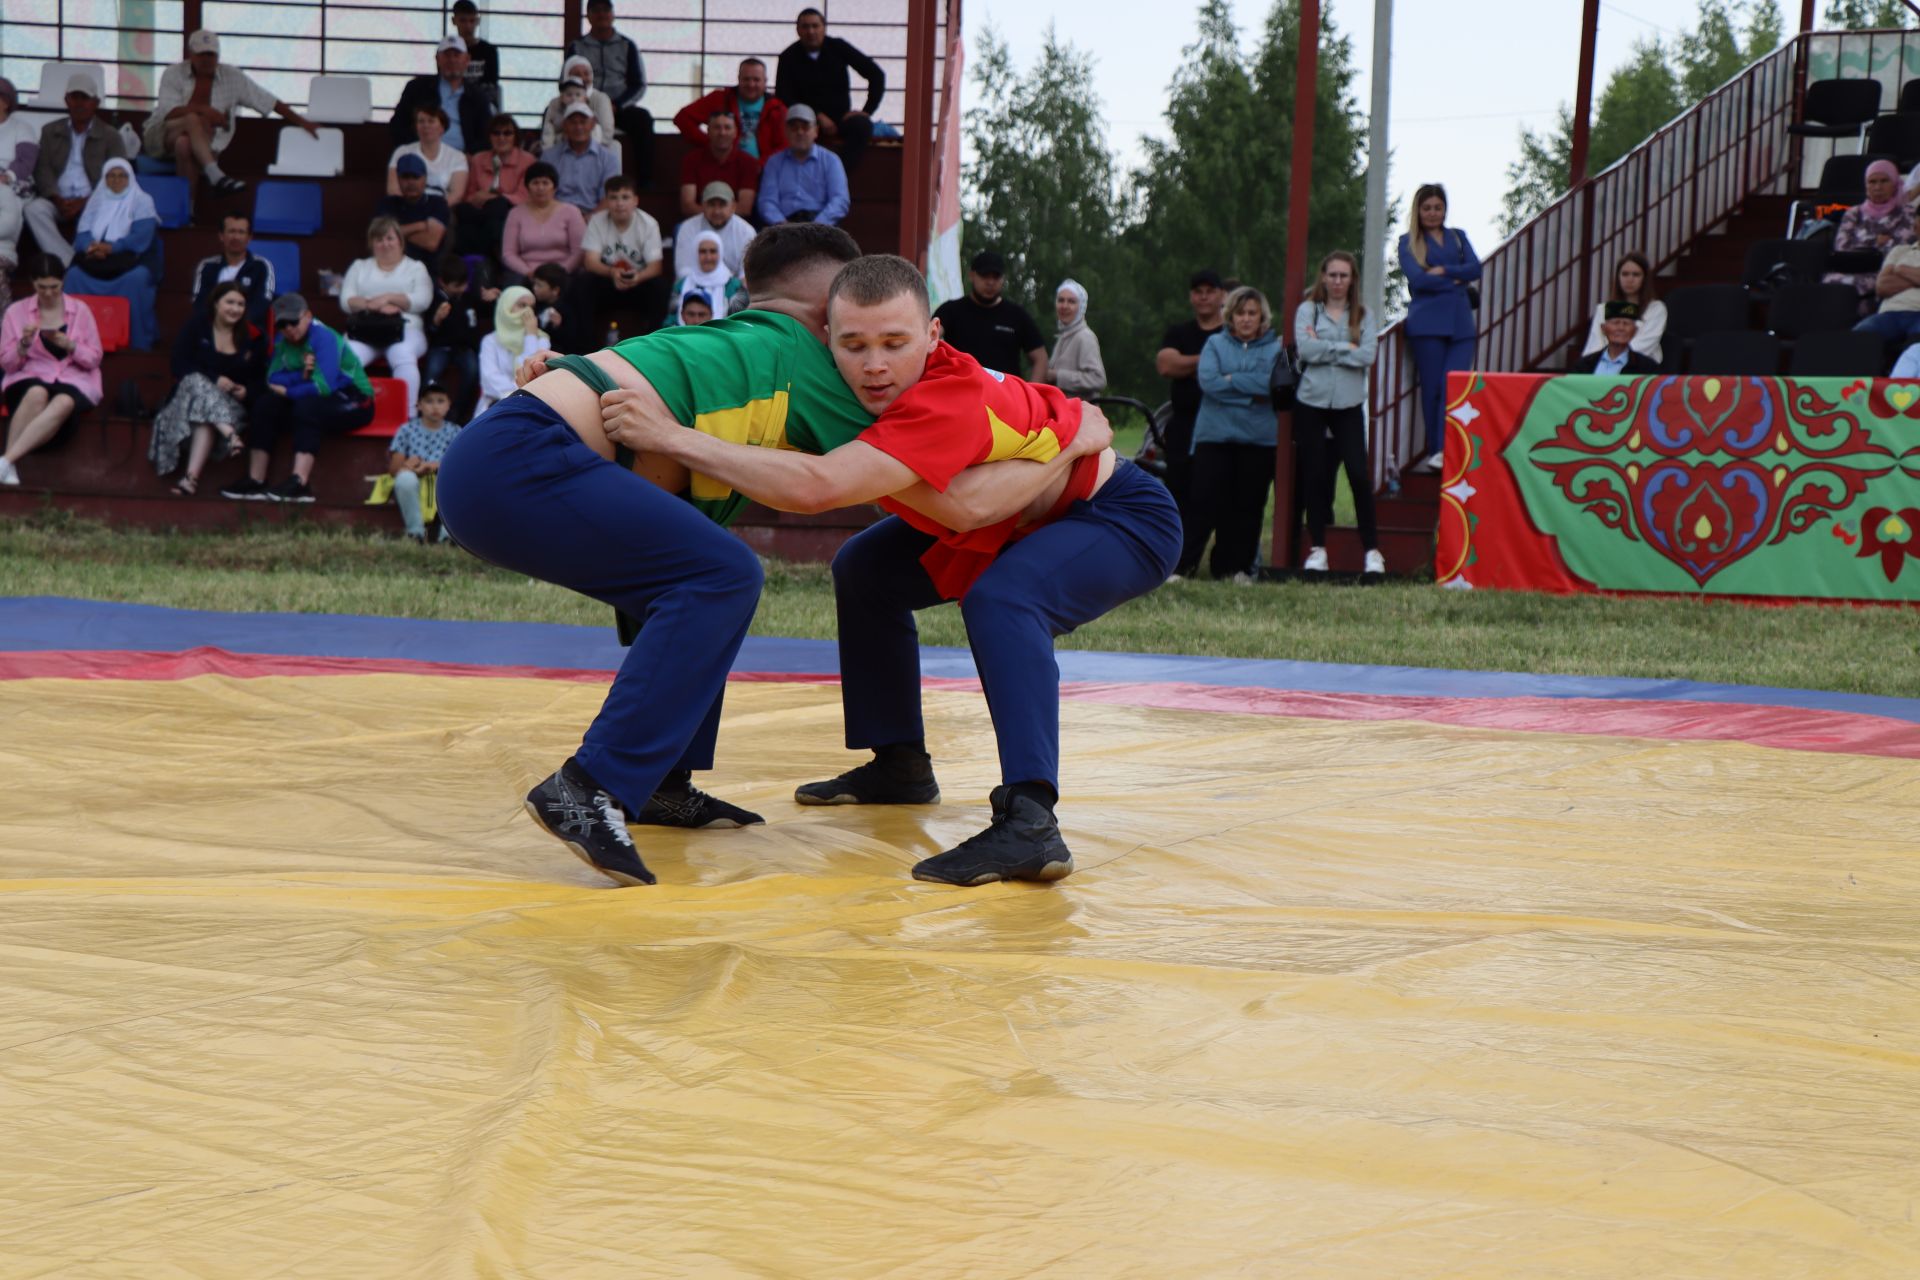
[4,673,1920,1277]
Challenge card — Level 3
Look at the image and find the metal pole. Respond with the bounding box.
[898,0,939,268]
[1273,0,1319,574]
[1799,0,1816,32]
[1568,0,1601,187]
[1362,0,1391,327]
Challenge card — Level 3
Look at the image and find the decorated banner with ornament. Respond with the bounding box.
[1435,372,1920,601]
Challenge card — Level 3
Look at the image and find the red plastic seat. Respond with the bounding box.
[70,294,130,352]
[351,377,411,437]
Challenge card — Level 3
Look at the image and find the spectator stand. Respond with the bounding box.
[1349,25,1920,578]
[0,17,929,552]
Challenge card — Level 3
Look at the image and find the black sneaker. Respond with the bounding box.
[633,771,764,829]
[219,477,269,501]
[523,759,655,886]
[266,476,315,503]
[211,175,248,195]
[911,787,1074,886]
[794,750,941,806]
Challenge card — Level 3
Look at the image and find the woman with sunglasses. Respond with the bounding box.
[458,112,534,261]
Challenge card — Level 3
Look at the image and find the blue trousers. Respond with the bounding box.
[1410,334,1475,456]
[437,392,763,814]
[830,461,1182,790]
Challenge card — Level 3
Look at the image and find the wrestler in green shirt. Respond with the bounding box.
[546,309,873,527]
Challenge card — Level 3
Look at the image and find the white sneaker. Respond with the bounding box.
[0,457,18,486]
[1164,572,1184,584]
[1230,571,1256,586]
[1363,549,1386,575]
[1426,451,1446,472]
[1302,546,1329,572]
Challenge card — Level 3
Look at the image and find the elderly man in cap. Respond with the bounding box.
[220,293,375,504]
[391,35,492,152]
[23,75,125,267]
[144,29,316,195]
[548,101,621,216]
[671,181,755,281]
[755,104,848,227]
[1574,302,1659,375]
[931,248,1050,380]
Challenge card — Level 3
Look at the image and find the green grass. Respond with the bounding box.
[3,512,1915,698]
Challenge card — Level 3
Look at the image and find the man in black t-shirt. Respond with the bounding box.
[1152,267,1227,504]
[931,249,1049,381]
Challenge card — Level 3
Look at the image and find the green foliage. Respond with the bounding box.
[959,0,1372,406]
[1824,0,1912,26]
[1499,1,1785,235]
[960,24,1118,309]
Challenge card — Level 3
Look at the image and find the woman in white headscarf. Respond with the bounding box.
[1047,277,1105,397]
[540,57,615,151]
[476,285,551,414]
[64,158,163,349]
[667,229,744,324]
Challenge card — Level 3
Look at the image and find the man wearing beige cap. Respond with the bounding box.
[671,181,755,282]
[547,100,620,215]
[24,76,125,266]
[145,29,316,194]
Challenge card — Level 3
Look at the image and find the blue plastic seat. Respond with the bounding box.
[252,181,323,236]
[144,175,192,229]
[250,239,302,298]
[132,154,177,177]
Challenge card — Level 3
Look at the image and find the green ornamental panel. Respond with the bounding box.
[1502,375,1920,600]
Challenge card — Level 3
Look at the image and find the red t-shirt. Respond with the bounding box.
[679,146,761,196]
[858,342,1097,599]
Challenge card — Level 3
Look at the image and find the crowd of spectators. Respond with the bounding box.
[0,5,892,507]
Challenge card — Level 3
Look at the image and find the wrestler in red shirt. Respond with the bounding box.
[601,255,1181,888]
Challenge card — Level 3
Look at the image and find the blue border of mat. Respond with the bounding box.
[5,595,1918,725]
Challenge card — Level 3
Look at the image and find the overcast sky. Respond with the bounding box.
[963,0,1680,271]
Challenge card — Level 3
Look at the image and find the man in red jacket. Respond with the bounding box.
[673,58,788,164]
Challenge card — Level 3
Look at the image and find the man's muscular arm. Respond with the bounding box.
[600,393,1112,529]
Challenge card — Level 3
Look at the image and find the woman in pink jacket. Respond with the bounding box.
[0,253,102,486]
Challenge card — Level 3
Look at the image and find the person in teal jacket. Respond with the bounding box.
[219,292,375,503]
[1174,284,1281,582]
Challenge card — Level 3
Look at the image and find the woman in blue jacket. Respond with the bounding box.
[1398,183,1479,471]
[1175,285,1281,582]
[64,159,163,351]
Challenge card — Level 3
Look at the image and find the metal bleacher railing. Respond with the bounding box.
[1,0,946,133]
[1364,30,1920,495]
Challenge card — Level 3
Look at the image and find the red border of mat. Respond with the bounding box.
[6,647,1919,760]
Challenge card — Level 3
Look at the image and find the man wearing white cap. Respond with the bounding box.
[24,76,125,266]
[755,104,848,227]
[144,30,316,195]
[391,35,492,153]
[548,101,620,215]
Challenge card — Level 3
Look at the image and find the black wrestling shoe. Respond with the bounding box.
[524,759,655,886]
[633,770,764,829]
[911,787,1074,886]
[794,748,941,806]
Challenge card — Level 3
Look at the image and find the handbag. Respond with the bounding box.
[1269,342,1300,413]
[1466,285,1481,311]
[346,310,406,346]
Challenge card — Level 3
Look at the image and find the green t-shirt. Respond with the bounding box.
[595,309,873,526]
